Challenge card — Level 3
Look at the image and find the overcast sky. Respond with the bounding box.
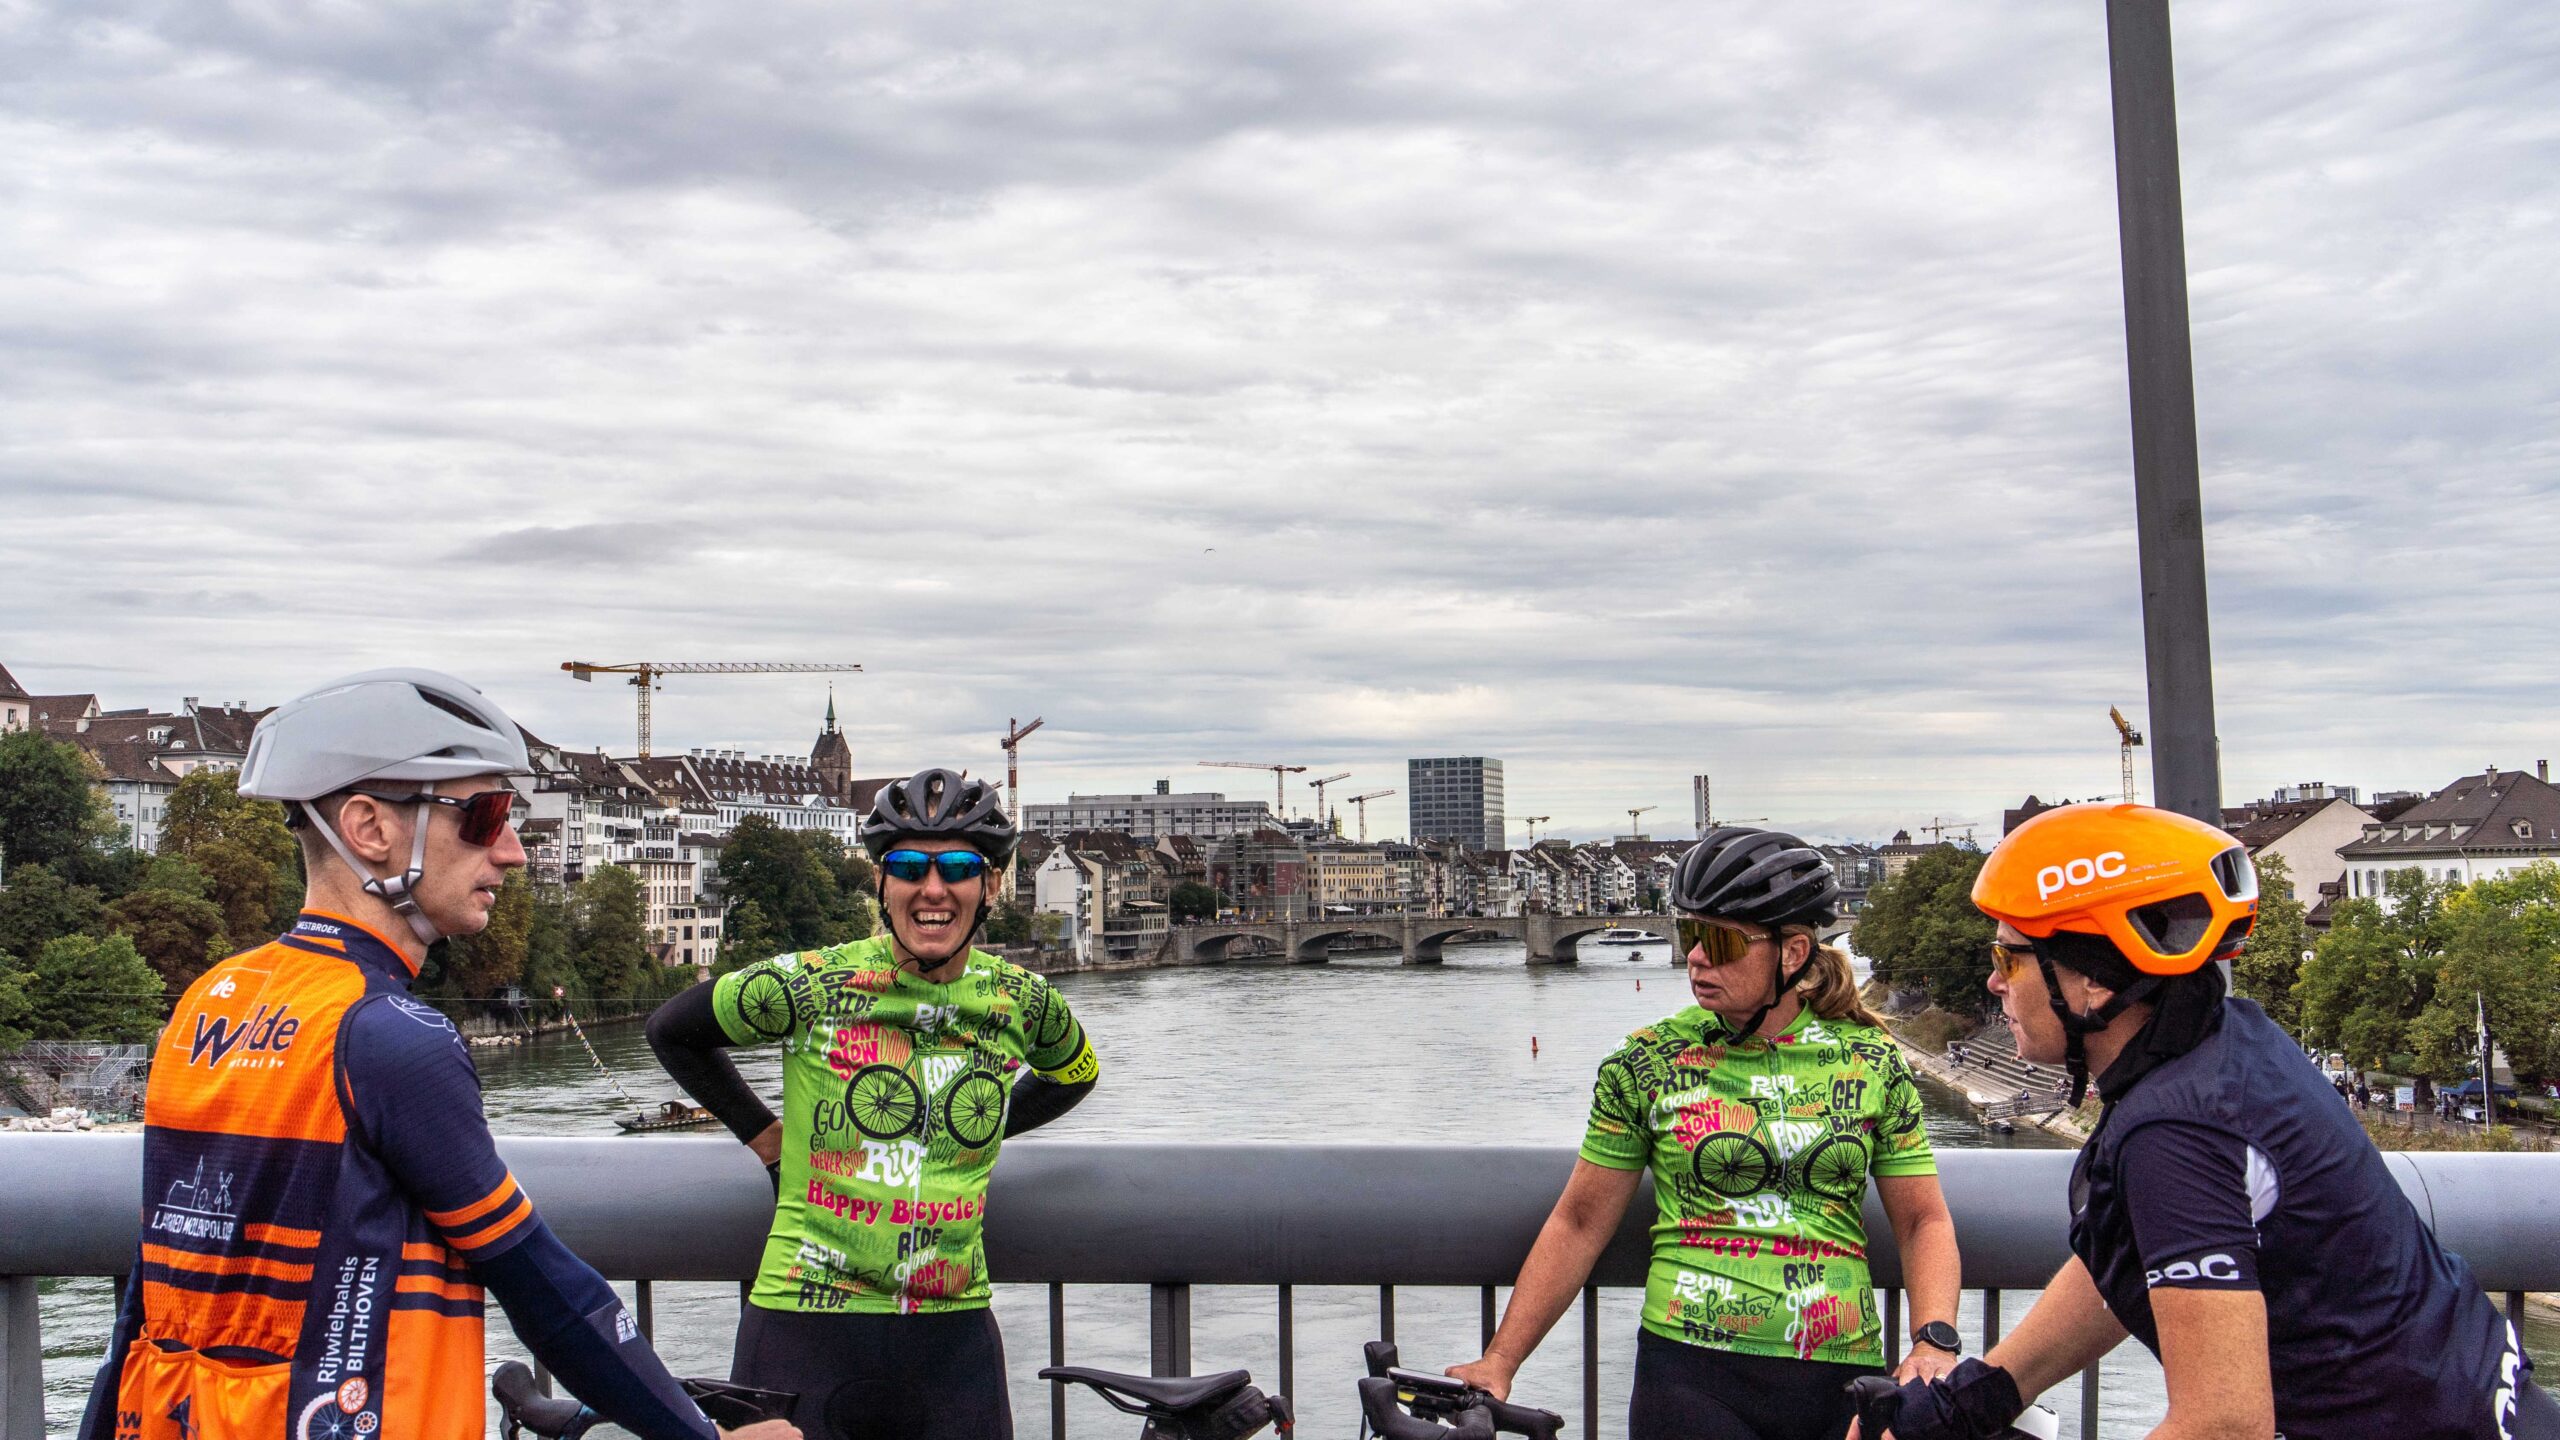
[4,2,2555,844]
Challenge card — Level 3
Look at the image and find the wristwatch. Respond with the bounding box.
[1913,1321,1963,1355]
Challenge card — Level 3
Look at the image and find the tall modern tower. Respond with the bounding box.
[1407,757,1505,851]
[1692,775,1711,837]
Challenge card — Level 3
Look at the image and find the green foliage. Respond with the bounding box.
[1169,881,1221,923]
[715,817,873,951]
[103,886,230,990]
[2418,863,2560,1085]
[522,881,577,999]
[2298,871,2460,1099]
[1851,845,1995,1014]
[25,933,165,1042]
[51,844,150,900]
[2232,852,2310,1032]
[140,853,215,900]
[981,900,1035,946]
[158,769,303,946]
[0,730,118,871]
[571,865,651,998]
[442,871,535,997]
[0,863,105,964]
[713,898,782,973]
[0,956,30,1053]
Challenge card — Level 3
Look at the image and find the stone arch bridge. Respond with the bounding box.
[1170,913,1850,965]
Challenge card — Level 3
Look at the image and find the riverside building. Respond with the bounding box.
[1406,756,1505,852]
[1024,783,1277,840]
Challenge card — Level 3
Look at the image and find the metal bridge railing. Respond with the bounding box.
[5,1140,2555,1439]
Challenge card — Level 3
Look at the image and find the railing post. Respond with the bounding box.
[1982,1288,2001,1350]
[3,1276,43,1440]
[1379,1284,1395,1344]
[1150,1282,1191,1377]
[1581,1284,1599,1440]
[2080,1365,2101,1440]
[1050,1283,1067,1440]
[1277,1285,1294,1405]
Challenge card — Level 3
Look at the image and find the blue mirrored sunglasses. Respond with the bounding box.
[880,849,989,884]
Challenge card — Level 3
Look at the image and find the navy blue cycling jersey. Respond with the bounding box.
[2070,998,2532,1440]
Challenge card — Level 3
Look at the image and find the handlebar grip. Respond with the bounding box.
[1365,1340,1401,1379]
[1358,1376,1462,1440]
[492,1361,596,1440]
[1843,1375,1901,1440]
[1482,1396,1565,1439]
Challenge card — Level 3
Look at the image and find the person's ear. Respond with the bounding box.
[334,794,405,866]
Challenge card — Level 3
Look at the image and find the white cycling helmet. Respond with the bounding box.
[242,668,531,945]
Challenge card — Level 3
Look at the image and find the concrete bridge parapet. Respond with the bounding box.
[1169,913,1853,966]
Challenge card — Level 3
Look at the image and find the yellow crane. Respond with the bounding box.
[1199,761,1306,817]
[1306,772,1353,833]
[2110,706,2145,803]
[1002,717,1045,822]
[562,660,864,758]
[1520,815,1552,846]
[1345,789,1396,843]
[1625,804,1657,840]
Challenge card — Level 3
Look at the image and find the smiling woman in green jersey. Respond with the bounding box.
[1450,828,1963,1440]
[647,768,1097,1440]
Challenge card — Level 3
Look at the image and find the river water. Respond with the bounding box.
[32,940,2557,1437]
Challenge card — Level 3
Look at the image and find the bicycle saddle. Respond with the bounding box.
[1041,1366,1255,1413]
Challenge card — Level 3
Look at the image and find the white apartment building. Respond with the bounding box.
[1025,788,1277,841]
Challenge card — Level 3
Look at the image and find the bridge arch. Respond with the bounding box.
[1539,915,1675,964]
[1406,922,1503,964]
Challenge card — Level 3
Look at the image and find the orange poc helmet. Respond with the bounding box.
[1973,803,2258,977]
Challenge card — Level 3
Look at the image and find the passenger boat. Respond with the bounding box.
[1590,927,1655,946]
[617,1100,720,1134]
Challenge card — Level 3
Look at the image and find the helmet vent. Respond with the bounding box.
[2209,847,2258,902]
[417,688,497,732]
[2127,893,2216,955]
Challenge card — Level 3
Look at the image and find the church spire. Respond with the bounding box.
[823,685,838,735]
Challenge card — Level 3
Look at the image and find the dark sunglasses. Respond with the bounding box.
[349,788,519,847]
[880,849,990,885]
[1674,917,1765,967]
[1989,939,2039,982]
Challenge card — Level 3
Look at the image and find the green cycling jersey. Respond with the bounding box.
[711,935,1097,1314]
[1580,1004,1934,1365]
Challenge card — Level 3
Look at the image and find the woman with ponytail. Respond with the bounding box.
[1451,828,1963,1440]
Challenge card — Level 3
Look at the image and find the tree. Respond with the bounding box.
[571,865,651,999]
[443,871,534,996]
[0,863,104,965]
[24,934,165,1042]
[714,899,783,973]
[982,900,1035,946]
[1169,881,1221,923]
[2232,852,2310,1033]
[1851,845,1995,1014]
[0,730,117,872]
[716,817,841,951]
[103,886,230,991]
[2414,863,2560,1086]
[159,769,303,945]
[0,956,31,1053]
[523,882,577,1000]
[2298,871,2458,1104]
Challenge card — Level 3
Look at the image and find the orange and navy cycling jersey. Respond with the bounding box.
[80,912,709,1440]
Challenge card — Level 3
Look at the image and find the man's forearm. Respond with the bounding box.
[1984,1257,2128,1401]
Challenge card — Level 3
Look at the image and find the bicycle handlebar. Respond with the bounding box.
[493,1361,596,1440]
[1356,1342,1564,1440]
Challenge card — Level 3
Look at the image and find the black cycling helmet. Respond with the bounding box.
[860,767,1018,867]
[1671,827,1840,929]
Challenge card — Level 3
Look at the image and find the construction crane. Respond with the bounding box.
[1345,789,1395,843]
[1306,772,1353,833]
[1002,717,1045,823]
[1198,758,1310,814]
[1625,804,1657,840]
[1521,816,1552,846]
[2109,706,2145,803]
[1922,816,1978,846]
[562,660,864,759]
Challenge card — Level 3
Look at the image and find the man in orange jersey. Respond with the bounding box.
[80,669,794,1440]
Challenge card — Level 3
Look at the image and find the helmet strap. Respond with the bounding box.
[1728,938,1815,1042]
[887,894,993,975]
[303,785,443,951]
[2029,945,2156,1106]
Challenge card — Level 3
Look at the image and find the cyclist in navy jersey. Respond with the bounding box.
[1857,804,2554,1440]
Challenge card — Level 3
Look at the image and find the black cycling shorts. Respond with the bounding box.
[729,1303,1012,1440]
[1629,1329,1883,1440]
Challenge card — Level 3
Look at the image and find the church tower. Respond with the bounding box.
[811,687,854,801]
